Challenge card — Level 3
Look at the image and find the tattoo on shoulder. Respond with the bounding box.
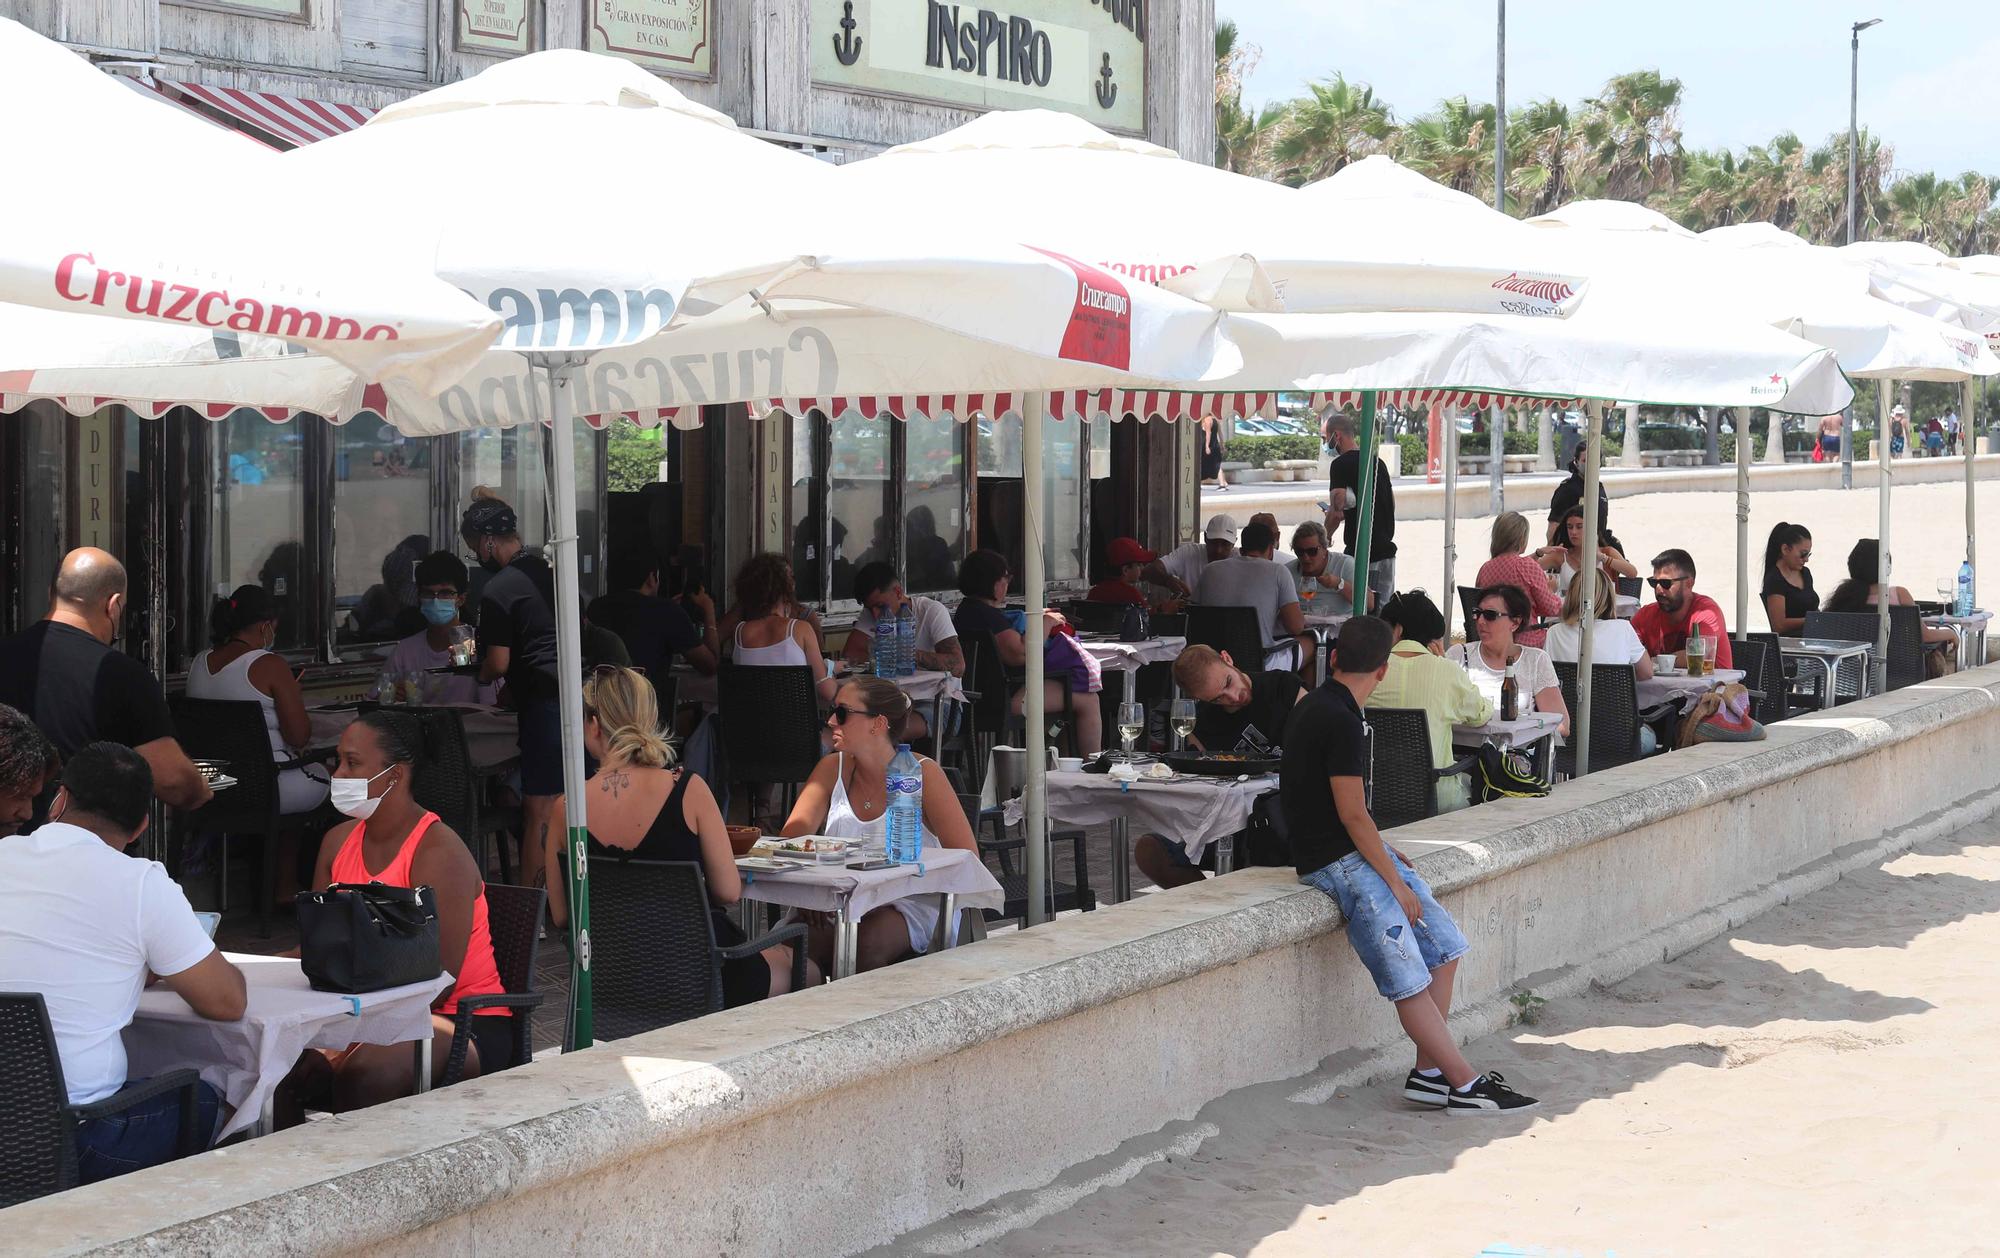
[599,770,630,800]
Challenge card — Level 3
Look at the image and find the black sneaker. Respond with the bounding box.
[1445,1072,1540,1116]
[1403,1069,1450,1106]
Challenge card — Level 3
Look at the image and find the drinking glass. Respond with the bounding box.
[1938,578,1956,608]
[1170,699,1198,751]
[1117,702,1146,759]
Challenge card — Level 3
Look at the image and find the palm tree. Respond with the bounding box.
[1578,70,1685,201]
[1266,73,1393,186]
[1395,96,1495,198]
[1798,128,1893,244]
[1507,98,1585,217]
[1666,146,1742,230]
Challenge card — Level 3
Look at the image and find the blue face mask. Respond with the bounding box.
[420,598,458,626]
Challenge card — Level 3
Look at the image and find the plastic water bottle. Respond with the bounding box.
[897,603,917,676]
[872,611,897,678]
[885,744,924,865]
[1958,560,1975,617]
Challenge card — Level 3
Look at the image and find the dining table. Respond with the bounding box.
[1926,610,1991,668]
[1017,766,1281,904]
[1076,634,1187,707]
[732,846,1002,979]
[125,953,450,1141]
[1452,709,1565,781]
[1777,637,1874,707]
[1635,667,1746,711]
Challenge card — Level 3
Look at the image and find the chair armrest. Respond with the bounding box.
[1637,701,1681,724]
[1431,753,1481,781]
[720,918,807,962]
[454,992,545,1016]
[66,1069,201,1122]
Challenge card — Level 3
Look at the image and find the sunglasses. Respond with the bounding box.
[1646,577,1684,590]
[1295,547,1324,558]
[829,704,880,725]
[1472,608,1511,622]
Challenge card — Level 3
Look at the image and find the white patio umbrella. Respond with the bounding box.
[0,17,499,392]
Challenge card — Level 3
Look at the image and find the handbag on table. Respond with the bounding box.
[295,882,443,994]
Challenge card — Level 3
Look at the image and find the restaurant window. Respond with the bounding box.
[975,410,1091,590]
[827,412,893,606]
[1041,414,1085,583]
[459,426,549,551]
[209,409,311,651]
[902,415,967,595]
[783,413,825,603]
[333,418,438,646]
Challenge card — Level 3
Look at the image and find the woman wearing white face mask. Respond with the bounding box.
[186,584,327,815]
[276,713,505,1124]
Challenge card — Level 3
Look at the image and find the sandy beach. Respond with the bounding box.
[882,809,2000,1258]
[1219,475,1998,628]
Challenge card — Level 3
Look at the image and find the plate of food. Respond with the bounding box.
[769,836,855,864]
[1162,752,1281,777]
[736,856,805,873]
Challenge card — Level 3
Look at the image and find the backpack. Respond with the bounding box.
[1472,742,1550,803]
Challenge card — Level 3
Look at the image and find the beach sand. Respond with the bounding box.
[884,810,2000,1258]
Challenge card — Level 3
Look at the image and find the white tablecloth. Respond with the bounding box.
[1036,770,1278,864]
[125,954,449,1140]
[1078,635,1187,673]
[308,704,518,771]
[1636,668,1745,710]
[1453,709,1563,749]
[735,845,1002,921]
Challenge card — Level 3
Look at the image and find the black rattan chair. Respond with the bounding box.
[962,632,1076,780]
[378,708,480,861]
[1187,605,1274,673]
[1615,575,1644,599]
[1552,662,1650,777]
[1803,609,1926,695]
[716,664,824,822]
[1063,600,1129,635]
[1457,586,1485,641]
[170,697,289,936]
[0,993,205,1206]
[956,792,1095,923]
[1729,636,1788,725]
[442,883,547,1085]
[1364,708,1479,829]
[585,856,808,1041]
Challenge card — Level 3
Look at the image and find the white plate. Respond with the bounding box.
[736,857,805,873]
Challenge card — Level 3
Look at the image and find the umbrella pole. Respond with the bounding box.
[535,353,594,1050]
[1966,379,1978,639]
[1022,393,1049,927]
[1442,405,1458,601]
[1577,400,1603,777]
[1876,379,1893,695]
[1486,404,1504,516]
[1735,407,1751,634]
[1353,392,1380,609]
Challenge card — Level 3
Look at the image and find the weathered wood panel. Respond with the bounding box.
[341,0,426,76]
[1,0,159,54]
[161,0,343,75]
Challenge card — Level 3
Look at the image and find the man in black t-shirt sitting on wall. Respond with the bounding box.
[0,548,211,827]
[1283,616,1538,1115]
[1131,645,1303,891]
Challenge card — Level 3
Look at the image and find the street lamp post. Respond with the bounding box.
[1843,16,1881,492]
[1495,0,1507,215]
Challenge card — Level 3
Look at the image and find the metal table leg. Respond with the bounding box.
[834,896,858,979]
[415,1033,432,1093]
[1213,832,1236,877]
[1111,814,1131,903]
[938,893,960,949]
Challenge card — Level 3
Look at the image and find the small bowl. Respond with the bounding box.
[725,825,762,857]
[1055,757,1084,772]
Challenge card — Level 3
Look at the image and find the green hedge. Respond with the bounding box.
[1222,434,1323,465]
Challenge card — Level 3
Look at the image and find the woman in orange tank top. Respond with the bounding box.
[274,712,506,1124]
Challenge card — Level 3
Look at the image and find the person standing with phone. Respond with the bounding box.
[1324,414,1398,611]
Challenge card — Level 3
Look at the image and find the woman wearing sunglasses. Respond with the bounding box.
[781,677,978,974]
[1446,584,1570,737]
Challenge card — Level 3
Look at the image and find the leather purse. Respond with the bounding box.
[295,882,443,994]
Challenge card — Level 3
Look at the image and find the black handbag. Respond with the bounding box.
[295,882,443,994]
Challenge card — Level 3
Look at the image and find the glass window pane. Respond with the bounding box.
[785,413,823,603]
[333,419,437,646]
[459,426,549,549]
[211,409,309,650]
[903,416,966,594]
[827,414,892,605]
[571,424,604,601]
[1090,414,1111,479]
[1043,415,1084,583]
[980,413,1024,478]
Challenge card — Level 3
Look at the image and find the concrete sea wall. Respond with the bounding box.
[11,667,2000,1257]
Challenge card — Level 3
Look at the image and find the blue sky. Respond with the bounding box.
[1223,1,2000,178]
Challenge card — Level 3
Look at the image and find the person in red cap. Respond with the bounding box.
[1088,538,1182,610]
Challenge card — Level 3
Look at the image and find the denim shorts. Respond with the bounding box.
[1304,851,1469,1001]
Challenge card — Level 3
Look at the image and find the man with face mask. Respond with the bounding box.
[379,552,501,706]
[0,548,211,824]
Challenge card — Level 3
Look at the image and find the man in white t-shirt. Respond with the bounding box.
[840,562,966,744]
[0,741,245,1184]
[1144,514,1238,598]
[1196,521,1307,671]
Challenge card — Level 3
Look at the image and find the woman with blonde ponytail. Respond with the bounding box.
[545,666,813,1003]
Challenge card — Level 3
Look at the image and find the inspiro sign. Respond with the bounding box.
[813,0,1146,133]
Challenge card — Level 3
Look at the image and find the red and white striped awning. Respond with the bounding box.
[116,77,278,149]
[1310,389,1585,412]
[157,81,374,149]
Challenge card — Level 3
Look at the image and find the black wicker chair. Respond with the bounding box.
[962,631,1076,782]
[1062,600,1129,635]
[170,697,291,936]
[1615,575,1644,600]
[377,708,481,860]
[1188,605,1278,673]
[0,993,205,1207]
[716,664,824,823]
[1364,708,1479,830]
[442,883,547,1085]
[1149,611,1189,638]
[1552,662,1650,777]
[1457,586,1485,641]
[1729,636,1788,725]
[1804,608,1927,695]
[955,793,1094,923]
[585,856,808,1041]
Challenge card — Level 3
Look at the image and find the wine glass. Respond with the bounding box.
[1170,700,1198,752]
[1117,702,1146,760]
[1938,577,1956,611]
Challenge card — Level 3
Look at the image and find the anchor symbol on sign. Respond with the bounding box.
[832,0,863,66]
[1095,53,1118,109]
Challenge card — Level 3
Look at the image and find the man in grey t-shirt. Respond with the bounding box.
[1195,521,1306,672]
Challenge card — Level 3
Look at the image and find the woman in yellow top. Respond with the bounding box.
[1366,591,1493,813]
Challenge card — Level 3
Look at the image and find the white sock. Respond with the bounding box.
[1416,1068,1443,1078]
[1453,1074,1486,1094]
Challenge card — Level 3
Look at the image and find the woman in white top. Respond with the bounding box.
[1543,566,1655,680]
[724,553,837,704]
[1447,584,1570,737]
[186,585,329,815]
[1546,506,1637,596]
[780,677,977,973]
